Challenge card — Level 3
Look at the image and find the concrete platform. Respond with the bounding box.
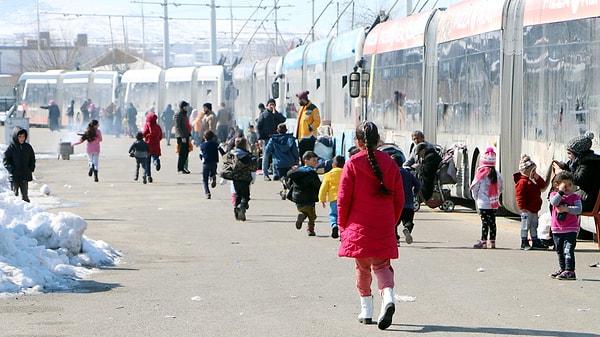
[1,125,599,337]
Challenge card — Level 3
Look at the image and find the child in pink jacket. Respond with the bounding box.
[337,121,404,330]
[72,119,103,182]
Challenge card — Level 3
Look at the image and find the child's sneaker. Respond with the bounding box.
[473,240,487,249]
[295,214,307,230]
[531,239,547,250]
[331,226,339,239]
[489,240,496,249]
[307,229,316,236]
[520,240,531,250]
[549,270,563,278]
[143,176,147,184]
[402,227,413,244]
[556,270,576,280]
[237,206,246,221]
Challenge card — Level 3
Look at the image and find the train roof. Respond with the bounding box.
[363,10,434,55]
[305,37,333,66]
[437,0,505,43]
[282,44,307,71]
[523,0,600,26]
[330,28,365,62]
[121,69,162,83]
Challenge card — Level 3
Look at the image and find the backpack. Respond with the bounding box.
[220,151,256,181]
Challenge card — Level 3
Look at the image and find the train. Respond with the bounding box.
[14,65,233,128]
[11,0,600,227]
[230,0,600,224]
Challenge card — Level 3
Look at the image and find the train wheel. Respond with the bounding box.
[442,200,455,212]
[414,198,421,212]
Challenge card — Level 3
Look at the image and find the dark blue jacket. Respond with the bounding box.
[200,140,225,165]
[264,133,299,169]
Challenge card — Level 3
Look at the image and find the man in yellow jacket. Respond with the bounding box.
[295,90,321,159]
[318,155,345,239]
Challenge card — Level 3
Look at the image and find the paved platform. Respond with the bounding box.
[1,125,599,337]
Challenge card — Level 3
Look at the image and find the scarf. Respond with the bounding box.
[470,166,500,209]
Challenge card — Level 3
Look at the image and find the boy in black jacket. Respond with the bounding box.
[129,131,150,184]
[286,151,321,236]
[3,127,36,202]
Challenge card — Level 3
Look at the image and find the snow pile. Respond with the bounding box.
[0,146,120,294]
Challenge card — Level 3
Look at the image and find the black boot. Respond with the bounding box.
[93,170,99,182]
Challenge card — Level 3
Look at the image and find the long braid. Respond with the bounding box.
[358,121,389,195]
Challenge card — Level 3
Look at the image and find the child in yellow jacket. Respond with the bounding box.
[319,155,345,239]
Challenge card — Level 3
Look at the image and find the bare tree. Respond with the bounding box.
[18,28,85,72]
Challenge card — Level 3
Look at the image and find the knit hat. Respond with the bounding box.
[480,147,496,167]
[519,153,536,175]
[296,90,309,100]
[566,131,594,155]
[415,142,429,155]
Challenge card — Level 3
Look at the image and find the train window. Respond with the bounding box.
[523,18,599,144]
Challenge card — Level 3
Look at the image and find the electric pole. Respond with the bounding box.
[163,0,170,68]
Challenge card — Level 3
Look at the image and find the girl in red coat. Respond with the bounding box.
[142,112,163,182]
[337,121,404,330]
[513,154,547,250]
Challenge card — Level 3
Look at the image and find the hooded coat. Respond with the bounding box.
[3,127,36,182]
[568,150,600,211]
[142,113,163,156]
[264,133,299,170]
[416,147,442,200]
[513,172,546,213]
[337,150,404,259]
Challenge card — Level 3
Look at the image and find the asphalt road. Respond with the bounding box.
[1,125,599,337]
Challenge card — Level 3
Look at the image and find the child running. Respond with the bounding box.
[229,137,256,221]
[391,153,421,245]
[72,119,103,182]
[200,130,225,199]
[318,155,345,239]
[548,171,582,280]
[286,151,321,236]
[513,154,547,250]
[129,131,150,184]
[470,147,503,248]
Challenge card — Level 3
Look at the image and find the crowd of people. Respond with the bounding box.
[6,91,600,329]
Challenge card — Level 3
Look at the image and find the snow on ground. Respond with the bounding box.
[0,144,121,295]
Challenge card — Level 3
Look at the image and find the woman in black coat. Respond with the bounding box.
[553,132,600,212]
[415,143,442,201]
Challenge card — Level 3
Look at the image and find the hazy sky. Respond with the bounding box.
[0,0,458,44]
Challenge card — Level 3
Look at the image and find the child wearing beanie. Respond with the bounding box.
[513,154,547,250]
[470,147,504,248]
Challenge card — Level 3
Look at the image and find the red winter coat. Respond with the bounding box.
[142,113,163,156]
[337,150,404,259]
[513,172,546,213]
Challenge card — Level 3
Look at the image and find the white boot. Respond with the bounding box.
[377,288,395,330]
[357,296,373,324]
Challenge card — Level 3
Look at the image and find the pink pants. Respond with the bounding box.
[355,257,395,297]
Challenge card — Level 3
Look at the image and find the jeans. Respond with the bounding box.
[146,154,160,177]
[262,149,272,176]
[553,232,577,271]
[328,200,338,227]
[202,163,217,195]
